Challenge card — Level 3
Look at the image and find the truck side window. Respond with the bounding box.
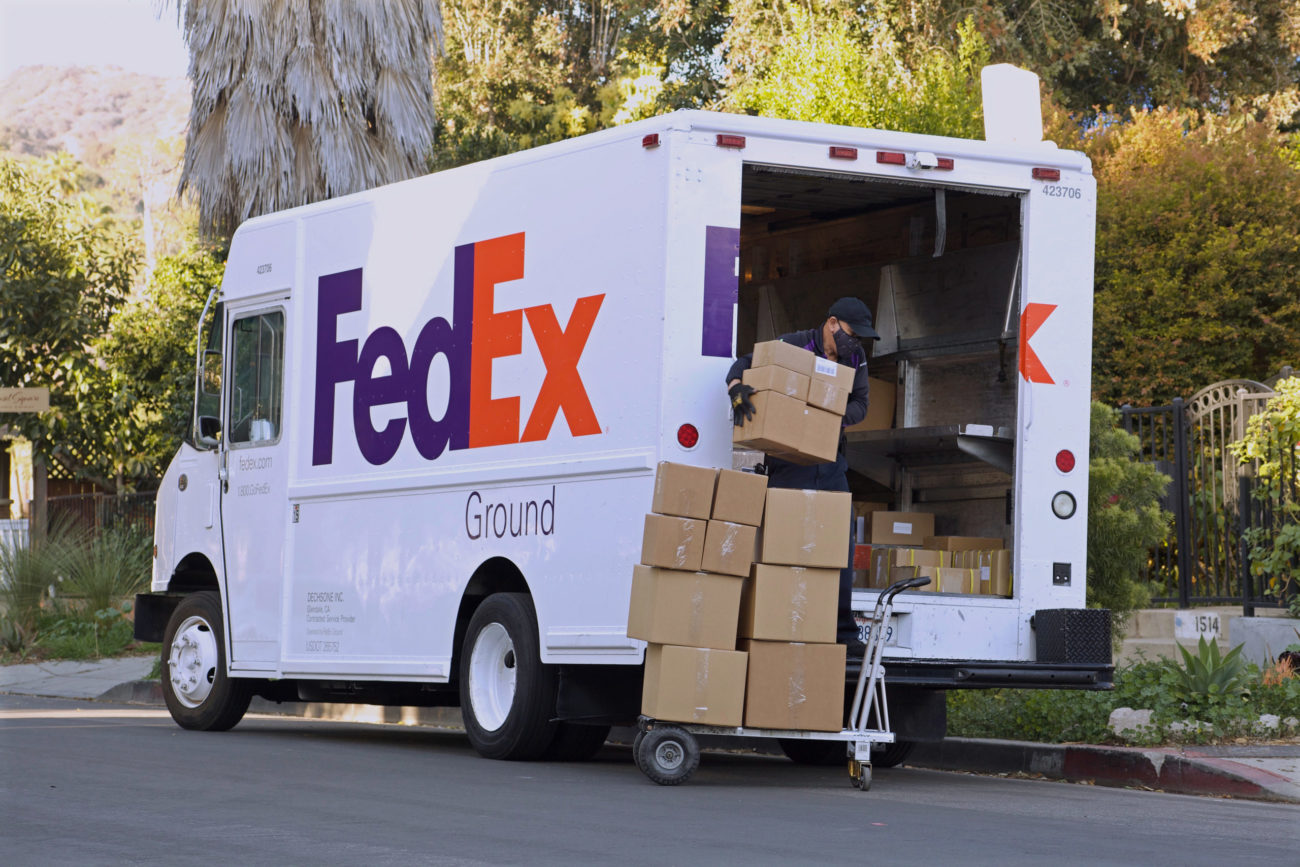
[228,311,285,446]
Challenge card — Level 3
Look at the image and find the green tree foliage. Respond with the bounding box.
[95,245,225,482]
[0,154,139,484]
[730,9,988,138]
[1229,377,1300,603]
[1088,402,1169,635]
[1090,110,1300,406]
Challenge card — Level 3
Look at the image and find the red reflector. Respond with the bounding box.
[829,146,858,160]
[677,424,699,449]
[876,151,906,165]
[1033,167,1061,181]
[1056,449,1076,473]
[642,133,660,148]
[936,157,954,170]
[716,134,746,149]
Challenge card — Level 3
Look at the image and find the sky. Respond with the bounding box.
[0,0,188,79]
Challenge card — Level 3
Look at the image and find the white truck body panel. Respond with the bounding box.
[154,109,1096,682]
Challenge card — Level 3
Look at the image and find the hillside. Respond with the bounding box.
[0,65,189,168]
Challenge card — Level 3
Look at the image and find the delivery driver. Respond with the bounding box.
[725,296,880,658]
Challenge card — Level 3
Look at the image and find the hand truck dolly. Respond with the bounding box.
[633,576,929,788]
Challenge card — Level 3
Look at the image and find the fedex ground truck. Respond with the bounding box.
[136,96,1109,763]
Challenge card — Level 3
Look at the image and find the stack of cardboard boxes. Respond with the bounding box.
[856,510,1013,597]
[733,340,856,465]
[630,462,850,732]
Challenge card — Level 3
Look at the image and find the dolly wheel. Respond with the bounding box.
[637,726,700,786]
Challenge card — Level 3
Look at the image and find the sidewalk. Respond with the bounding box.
[3,657,1298,804]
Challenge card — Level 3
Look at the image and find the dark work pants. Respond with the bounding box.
[765,453,857,643]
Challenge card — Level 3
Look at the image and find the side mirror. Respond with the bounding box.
[197,415,221,448]
[201,350,222,396]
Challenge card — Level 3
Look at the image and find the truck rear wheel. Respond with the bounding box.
[161,591,251,731]
[459,593,557,760]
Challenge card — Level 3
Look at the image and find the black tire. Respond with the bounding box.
[545,722,611,761]
[872,739,916,768]
[778,737,845,766]
[459,593,557,760]
[160,591,251,731]
[637,726,700,786]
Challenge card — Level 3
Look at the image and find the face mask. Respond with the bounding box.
[833,328,862,361]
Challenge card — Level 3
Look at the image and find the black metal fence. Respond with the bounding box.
[1121,372,1296,611]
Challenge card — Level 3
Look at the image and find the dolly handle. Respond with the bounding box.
[881,576,929,605]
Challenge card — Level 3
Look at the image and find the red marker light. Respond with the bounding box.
[936,158,955,170]
[642,134,660,148]
[677,424,699,449]
[829,146,858,160]
[1033,167,1061,181]
[876,151,906,166]
[1056,449,1076,473]
[716,134,746,149]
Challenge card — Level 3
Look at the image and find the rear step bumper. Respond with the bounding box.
[849,658,1114,690]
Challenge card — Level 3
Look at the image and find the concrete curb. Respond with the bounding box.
[910,737,1300,804]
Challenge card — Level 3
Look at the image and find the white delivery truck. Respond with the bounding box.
[137,88,1109,764]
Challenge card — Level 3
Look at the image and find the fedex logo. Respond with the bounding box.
[312,232,605,466]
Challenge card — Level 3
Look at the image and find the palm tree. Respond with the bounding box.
[173,0,443,236]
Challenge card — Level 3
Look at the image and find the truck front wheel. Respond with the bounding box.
[459,593,557,760]
[161,591,251,731]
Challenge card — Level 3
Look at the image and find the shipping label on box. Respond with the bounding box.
[650,461,717,520]
[642,644,748,726]
[641,513,705,572]
[923,536,1005,552]
[760,489,851,568]
[743,365,811,402]
[712,468,769,527]
[627,566,742,650]
[806,378,849,415]
[740,640,847,732]
[845,377,896,433]
[810,356,856,390]
[733,390,806,456]
[739,564,839,643]
[869,511,935,546]
[702,520,759,577]
[752,340,816,377]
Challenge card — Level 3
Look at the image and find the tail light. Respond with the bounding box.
[1056,449,1076,473]
[677,424,699,449]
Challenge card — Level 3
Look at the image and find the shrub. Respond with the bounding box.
[1088,402,1168,638]
[61,526,152,614]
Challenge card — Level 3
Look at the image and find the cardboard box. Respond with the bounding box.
[760,489,851,569]
[845,377,897,432]
[870,511,935,546]
[752,340,816,377]
[650,461,717,520]
[642,644,748,726]
[739,564,840,643]
[810,355,856,391]
[740,640,847,732]
[743,365,810,402]
[919,566,982,595]
[701,520,759,577]
[884,547,948,569]
[626,566,742,650]
[852,502,888,543]
[712,469,768,527]
[951,548,1012,596]
[733,390,805,456]
[733,392,841,466]
[867,548,942,590]
[641,513,705,572]
[924,536,1005,552]
[852,544,872,570]
[806,378,849,415]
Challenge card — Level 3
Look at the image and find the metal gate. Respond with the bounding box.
[1121,376,1285,608]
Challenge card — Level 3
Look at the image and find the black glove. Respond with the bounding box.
[729,383,756,426]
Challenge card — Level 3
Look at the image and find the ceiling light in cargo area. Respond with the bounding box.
[677,424,699,449]
[1051,491,1077,519]
[1055,449,1076,473]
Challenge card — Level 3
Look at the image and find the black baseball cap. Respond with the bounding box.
[827,297,880,340]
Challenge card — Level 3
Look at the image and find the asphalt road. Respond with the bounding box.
[2,695,1296,866]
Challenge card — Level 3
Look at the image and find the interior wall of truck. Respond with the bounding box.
[736,163,1024,541]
